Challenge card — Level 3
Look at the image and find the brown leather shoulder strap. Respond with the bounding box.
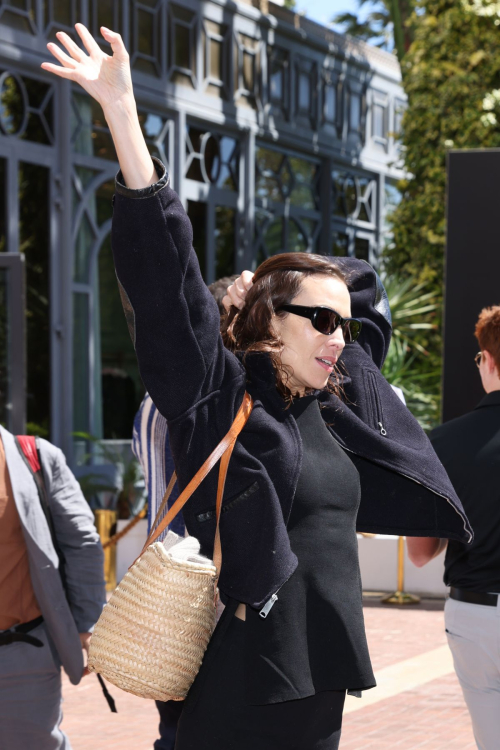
[137,392,253,564]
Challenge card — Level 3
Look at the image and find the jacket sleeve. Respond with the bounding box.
[111,157,238,421]
[40,441,106,633]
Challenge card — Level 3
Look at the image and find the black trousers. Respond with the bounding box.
[175,611,345,750]
[154,700,183,750]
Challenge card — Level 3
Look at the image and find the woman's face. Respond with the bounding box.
[272,274,351,396]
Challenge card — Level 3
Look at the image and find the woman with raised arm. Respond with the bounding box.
[43,27,472,750]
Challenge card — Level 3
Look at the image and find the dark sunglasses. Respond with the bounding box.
[278,304,362,342]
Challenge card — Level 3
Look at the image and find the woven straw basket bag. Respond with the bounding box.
[88,392,253,701]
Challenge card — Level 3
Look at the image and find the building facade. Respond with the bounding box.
[0,0,405,463]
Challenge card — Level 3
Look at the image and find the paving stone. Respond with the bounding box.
[60,597,476,749]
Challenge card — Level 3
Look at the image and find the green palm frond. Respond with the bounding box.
[382,337,440,431]
[381,273,439,355]
[380,275,441,430]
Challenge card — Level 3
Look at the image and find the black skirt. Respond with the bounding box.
[175,604,345,750]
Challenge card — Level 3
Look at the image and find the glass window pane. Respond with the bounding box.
[89,0,117,33]
[52,0,72,26]
[96,180,114,227]
[264,218,283,256]
[74,213,96,283]
[210,39,222,80]
[344,177,357,216]
[373,103,385,138]
[325,84,336,122]
[172,5,194,23]
[175,25,191,69]
[138,8,154,55]
[298,73,310,111]
[288,220,308,253]
[204,135,221,184]
[72,93,116,161]
[350,93,361,131]
[20,162,51,437]
[215,207,236,279]
[256,147,282,202]
[218,136,238,190]
[99,235,144,439]
[0,74,24,135]
[332,170,346,216]
[243,51,254,91]
[289,156,317,210]
[1,6,34,34]
[354,236,370,262]
[270,65,283,101]
[332,232,349,257]
[73,292,90,433]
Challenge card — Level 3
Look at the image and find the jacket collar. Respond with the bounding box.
[239,351,324,415]
[475,390,500,409]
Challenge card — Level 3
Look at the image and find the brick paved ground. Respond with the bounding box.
[340,599,476,749]
[61,597,476,749]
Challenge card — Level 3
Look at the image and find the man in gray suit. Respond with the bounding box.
[0,426,106,750]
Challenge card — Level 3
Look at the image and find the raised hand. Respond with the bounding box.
[42,24,156,190]
[41,24,133,112]
[222,271,254,311]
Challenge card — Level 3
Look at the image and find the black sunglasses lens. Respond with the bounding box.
[345,320,361,342]
[314,309,339,335]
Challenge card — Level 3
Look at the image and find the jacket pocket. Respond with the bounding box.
[195,481,259,524]
[364,369,387,436]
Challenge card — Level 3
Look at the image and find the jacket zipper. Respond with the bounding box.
[331,437,473,543]
[367,370,387,436]
[259,593,279,618]
[258,568,295,618]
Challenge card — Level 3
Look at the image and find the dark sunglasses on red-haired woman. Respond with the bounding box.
[278,304,362,343]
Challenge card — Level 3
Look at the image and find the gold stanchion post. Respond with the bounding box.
[94,509,118,592]
[381,536,420,605]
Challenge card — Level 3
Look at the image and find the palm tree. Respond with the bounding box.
[380,274,441,430]
[332,0,414,61]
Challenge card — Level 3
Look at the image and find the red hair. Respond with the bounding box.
[475,305,500,374]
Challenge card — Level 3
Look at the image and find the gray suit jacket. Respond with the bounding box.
[1,427,106,685]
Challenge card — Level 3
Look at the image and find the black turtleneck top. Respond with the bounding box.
[243,394,376,705]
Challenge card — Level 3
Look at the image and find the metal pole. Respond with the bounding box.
[381,536,420,605]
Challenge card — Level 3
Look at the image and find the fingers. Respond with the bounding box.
[240,270,254,290]
[75,22,102,59]
[100,26,129,60]
[223,271,254,311]
[45,42,78,70]
[40,61,77,80]
[55,30,87,64]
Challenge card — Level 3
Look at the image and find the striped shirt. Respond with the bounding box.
[132,394,185,538]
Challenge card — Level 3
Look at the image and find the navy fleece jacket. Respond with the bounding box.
[111,158,472,610]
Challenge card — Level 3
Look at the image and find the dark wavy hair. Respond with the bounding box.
[221,253,349,399]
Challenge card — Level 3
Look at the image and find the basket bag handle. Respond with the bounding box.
[136,391,253,576]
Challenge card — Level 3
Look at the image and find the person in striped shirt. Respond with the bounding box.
[132,274,237,750]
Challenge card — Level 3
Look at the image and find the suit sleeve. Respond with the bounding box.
[111,158,236,421]
[41,442,106,633]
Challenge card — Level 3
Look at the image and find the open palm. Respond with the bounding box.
[41,24,134,111]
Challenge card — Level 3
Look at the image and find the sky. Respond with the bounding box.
[294,0,361,29]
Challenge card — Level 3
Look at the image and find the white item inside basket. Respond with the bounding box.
[161,530,213,566]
